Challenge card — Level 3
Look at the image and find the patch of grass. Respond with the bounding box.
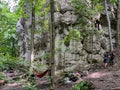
[71,81,95,90]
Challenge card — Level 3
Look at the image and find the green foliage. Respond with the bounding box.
[55,40,63,52]
[64,36,70,47]
[36,0,49,32]
[0,72,10,83]
[32,61,48,72]
[91,0,99,3]
[23,82,37,90]
[69,29,81,40]
[17,0,49,33]
[0,72,5,80]
[71,81,95,90]
[0,54,27,72]
[40,53,50,60]
[0,54,18,71]
[18,59,30,67]
[71,0,103,23]
[0,1,18,56]
[0,53,48,77]
[71,0,90,23]
[0,1,49,86]
[15,0,23,17]
[64,29,80,47]
[94,3,103,11]
[0,72,9,84]
[70,0,104,40]
[109,0,116,3]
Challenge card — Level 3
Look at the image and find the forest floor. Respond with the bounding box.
[84,62,120,90]
[37,59,120,90]
[0,58,120,90]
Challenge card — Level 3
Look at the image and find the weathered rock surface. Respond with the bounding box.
[16,0,117,72]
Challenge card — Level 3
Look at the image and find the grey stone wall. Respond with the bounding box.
[16,0,116,72]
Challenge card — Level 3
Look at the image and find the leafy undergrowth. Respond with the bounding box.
[0,51,120,90]
[1,63,120,90]
[71,81,95,90]
[0,53,48,90]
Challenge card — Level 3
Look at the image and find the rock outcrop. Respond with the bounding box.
[16,0,117,72]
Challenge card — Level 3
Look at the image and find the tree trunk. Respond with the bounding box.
[116,0,120,47]
[104,0,113,51]
[29,0,35,74]
[50,0,55,89]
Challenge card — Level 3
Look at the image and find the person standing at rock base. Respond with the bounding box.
[103,51,109,68]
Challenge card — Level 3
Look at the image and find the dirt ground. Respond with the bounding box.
[84,66,120,90]
[37,60,120,90]
[0,55,120,90]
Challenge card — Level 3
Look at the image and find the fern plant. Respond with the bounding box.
[71,81,95,90]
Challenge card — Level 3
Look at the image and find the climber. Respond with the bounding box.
[103,51,109,68]
[94,18,101,30]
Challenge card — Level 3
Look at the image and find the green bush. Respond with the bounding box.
[0,72,9,82]
[0,54,18,71]
[71,81,95,90]
[23,82,37,90]
[0,72,5,80]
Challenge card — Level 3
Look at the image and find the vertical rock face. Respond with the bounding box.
[16,1,32,60]
[16,0,116,71]
[16,18,25,59]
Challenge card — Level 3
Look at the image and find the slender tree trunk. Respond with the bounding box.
[104,0,113,51]
[31,0,35,67]
[29,0,35,76]
[50,0,55,89]
[116,0,120,46]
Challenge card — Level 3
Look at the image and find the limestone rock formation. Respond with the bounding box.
[16,0,117,72]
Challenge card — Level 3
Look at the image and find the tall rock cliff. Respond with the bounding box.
[16,0,117,72]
